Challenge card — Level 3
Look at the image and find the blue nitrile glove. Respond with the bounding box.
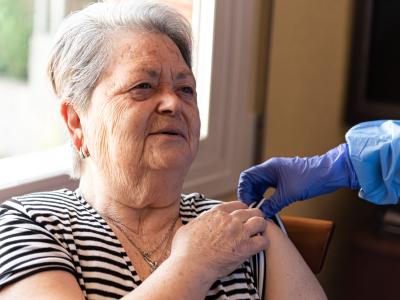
[237,143,360,217]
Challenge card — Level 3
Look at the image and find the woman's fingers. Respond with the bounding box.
[216,201,248,213]
[214,201,267,236]
[244,216,267,236]
[217,202,269,251]
[244,218,269,253]
[231,208,264,223]
[247,234,269,252]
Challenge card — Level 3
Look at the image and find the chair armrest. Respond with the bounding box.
[280,215,335,274]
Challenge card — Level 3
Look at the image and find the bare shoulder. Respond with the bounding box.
[263,219,327,300]
[265,218,288,239]
[0,271,85,300]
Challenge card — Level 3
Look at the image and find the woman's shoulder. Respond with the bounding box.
[180,193,222,221]
[0,189,81,290]
[0,189,84,222]
[2,188,78,207]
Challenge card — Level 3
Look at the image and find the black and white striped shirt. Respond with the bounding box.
[0,189,265,299]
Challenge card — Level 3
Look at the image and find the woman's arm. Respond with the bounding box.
[264,220,327,300]
[0,260,211,300]
[0,271,85,300]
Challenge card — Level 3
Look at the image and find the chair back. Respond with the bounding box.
[281,215,335,274]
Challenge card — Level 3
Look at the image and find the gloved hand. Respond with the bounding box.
[237,143,360,217]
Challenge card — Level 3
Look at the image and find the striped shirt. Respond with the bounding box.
[0,189,265,299]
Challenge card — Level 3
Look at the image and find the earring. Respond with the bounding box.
[79,147,90,159]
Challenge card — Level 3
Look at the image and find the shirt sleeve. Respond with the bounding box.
[250,251,266,298]
[0,199,77,289]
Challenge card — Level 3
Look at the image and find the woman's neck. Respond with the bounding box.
[79,168,184,234]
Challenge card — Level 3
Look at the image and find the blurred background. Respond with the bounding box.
[1,0,400,299]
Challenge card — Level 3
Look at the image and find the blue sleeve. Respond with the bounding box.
[345,120,400,205]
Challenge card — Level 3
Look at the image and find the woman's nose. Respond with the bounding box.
[157,90,182,116]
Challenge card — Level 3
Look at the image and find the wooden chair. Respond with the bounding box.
[280,215,335,274]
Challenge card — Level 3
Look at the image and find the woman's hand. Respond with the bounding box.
[170,201,268,282]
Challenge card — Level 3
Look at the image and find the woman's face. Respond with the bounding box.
[83,30,200,183]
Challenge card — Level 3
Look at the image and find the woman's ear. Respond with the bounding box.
[60,100,83,151]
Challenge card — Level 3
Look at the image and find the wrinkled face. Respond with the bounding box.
[83,30,200,183]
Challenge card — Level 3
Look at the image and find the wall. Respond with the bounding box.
[262,0,377,298]
[264,0,351,156]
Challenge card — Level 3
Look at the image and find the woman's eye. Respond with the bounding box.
[129,82,155,101]
[180,86,194,94]
[135,82,152,89]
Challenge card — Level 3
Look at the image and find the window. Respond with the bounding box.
[182,0,260,197]
[0,0,262,201]
[159,0,211,140]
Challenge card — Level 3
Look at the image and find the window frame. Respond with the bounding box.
[182,0,260,197]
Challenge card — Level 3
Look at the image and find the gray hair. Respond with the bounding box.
[47,0,193,179]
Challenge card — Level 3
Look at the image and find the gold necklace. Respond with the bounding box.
[105,215,180,272]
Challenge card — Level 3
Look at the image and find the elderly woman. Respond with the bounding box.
[0,1,326,299]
